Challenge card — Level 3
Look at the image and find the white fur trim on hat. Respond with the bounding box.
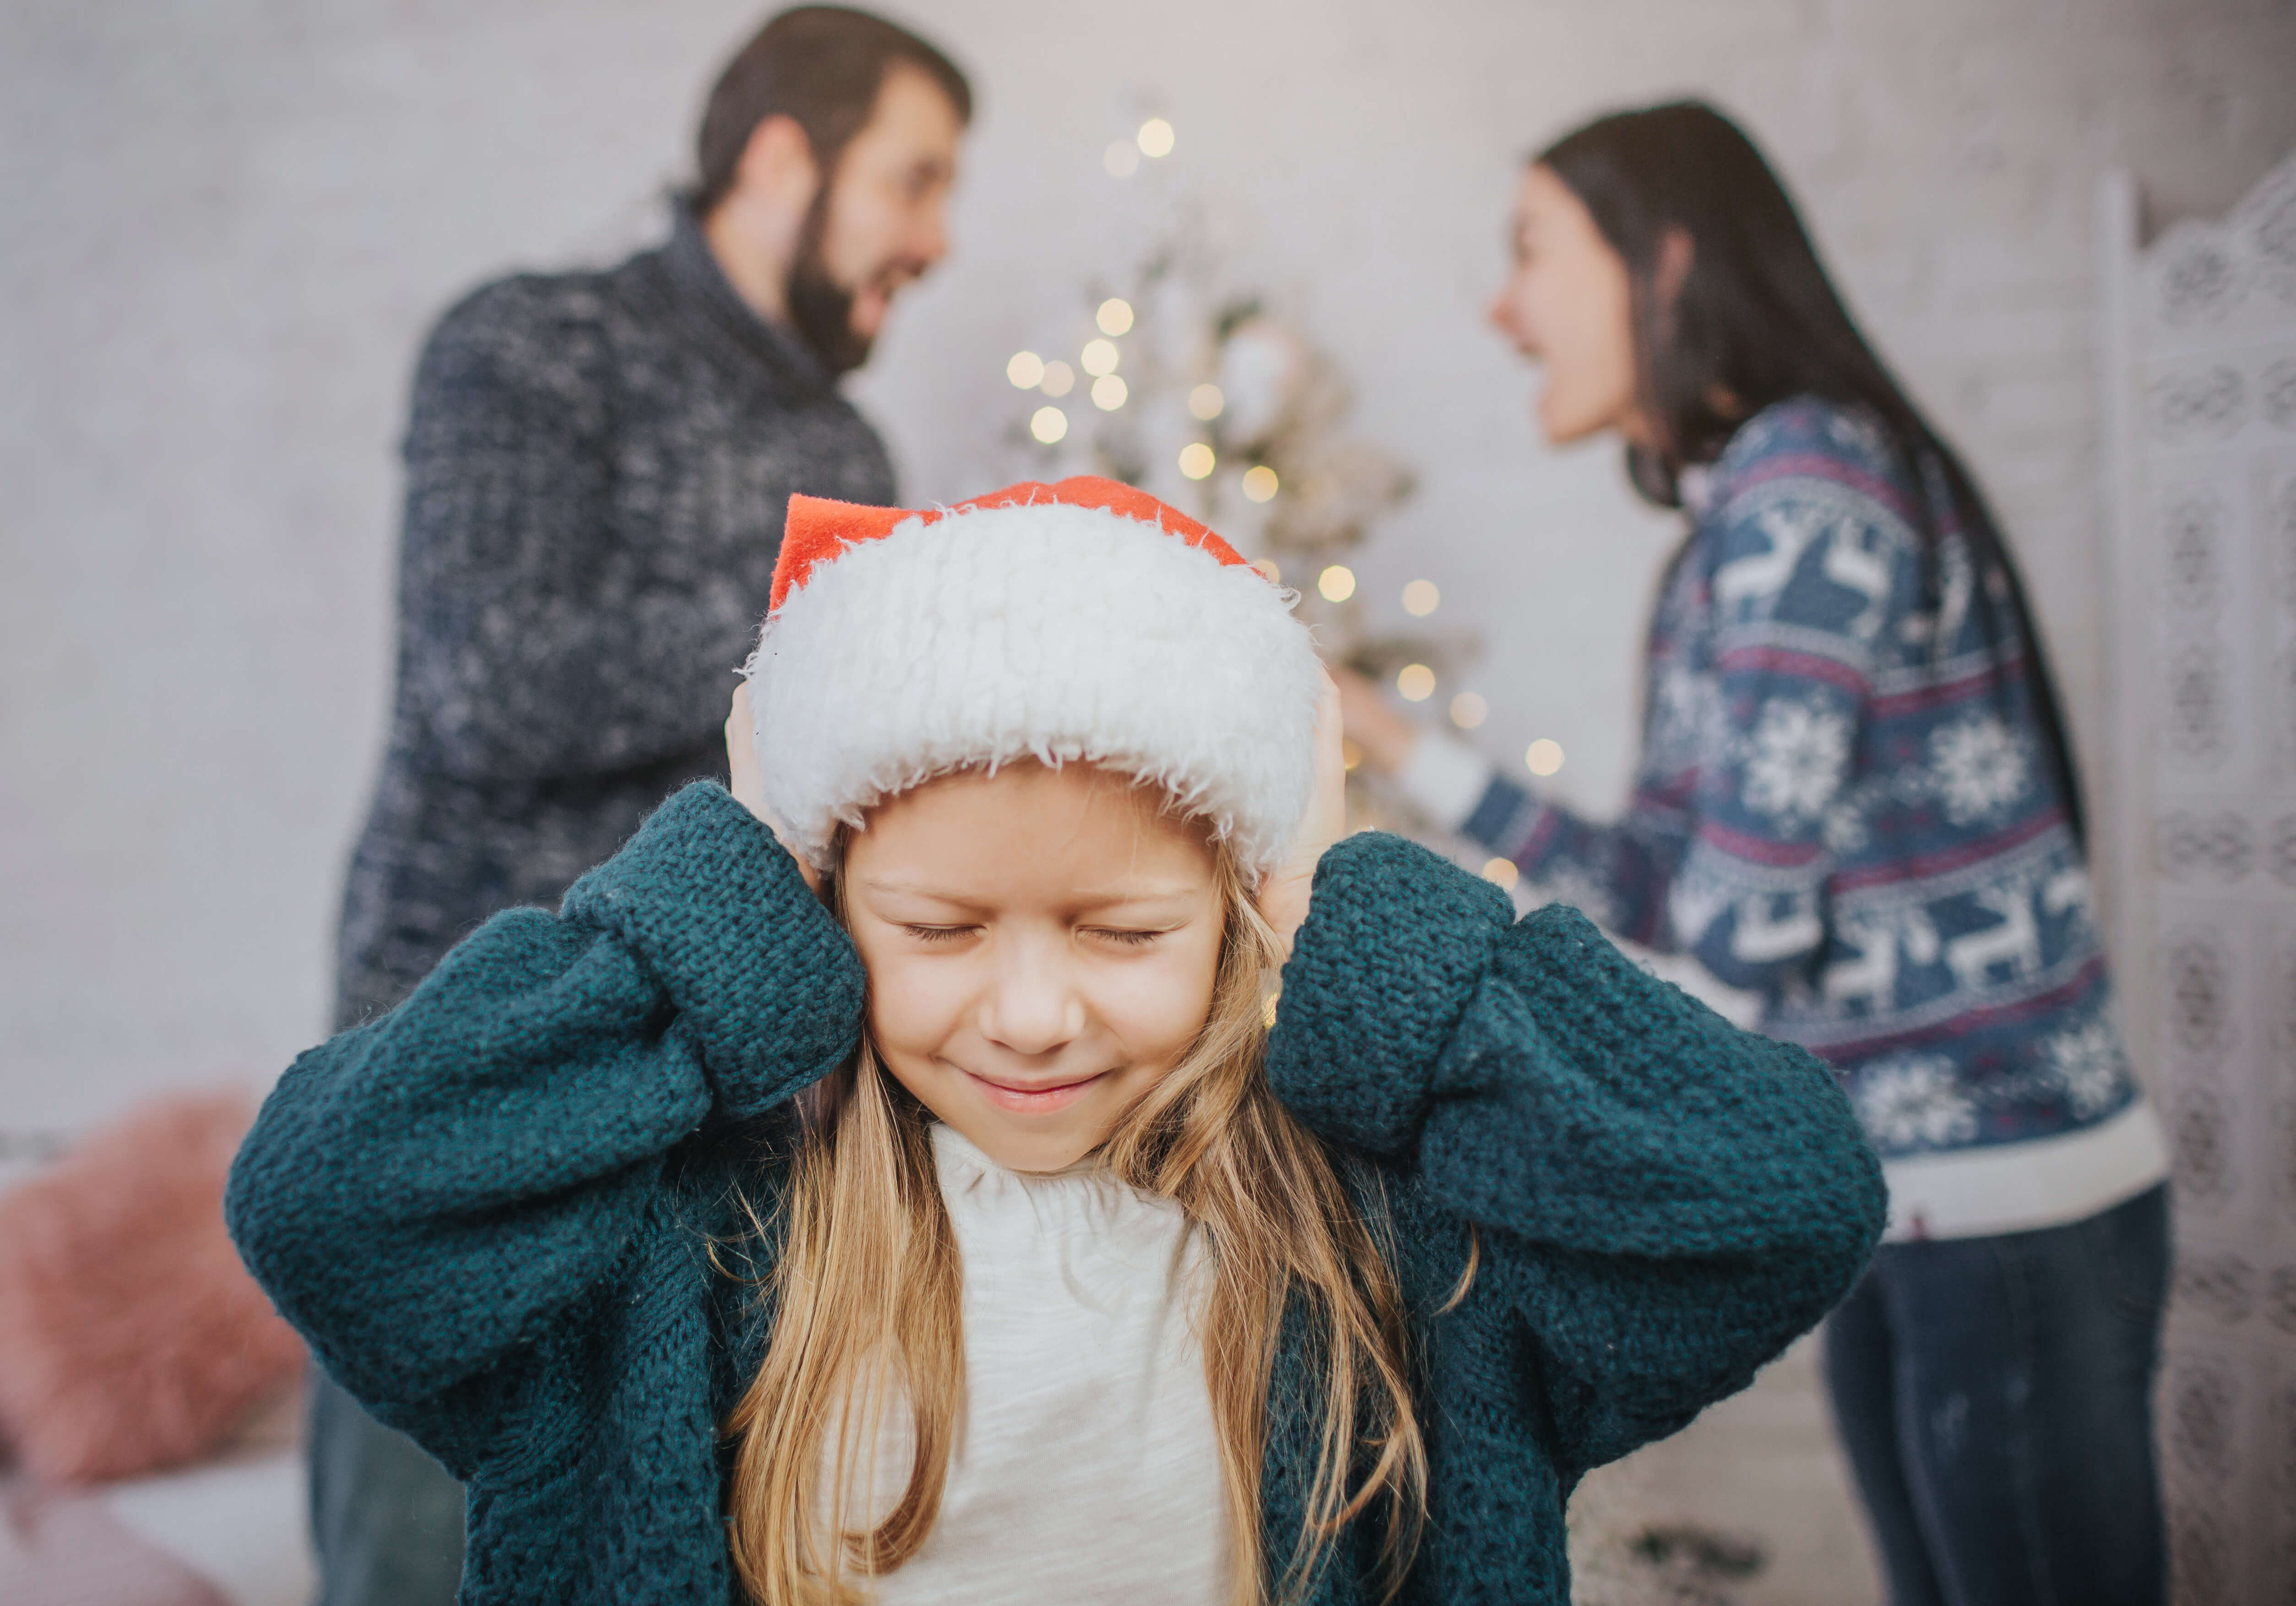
[742,500,1322,877]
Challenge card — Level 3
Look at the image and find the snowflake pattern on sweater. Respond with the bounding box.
[1460,398,2140,1161]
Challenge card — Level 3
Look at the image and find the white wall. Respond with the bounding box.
[5,0,2293,1129]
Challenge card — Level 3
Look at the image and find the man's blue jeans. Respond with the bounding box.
[1823,1183,2170,1606]
[308,1370,465,1606]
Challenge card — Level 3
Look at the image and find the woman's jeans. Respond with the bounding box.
[1823,1183,2171,1606]
[307,1370,466,1606]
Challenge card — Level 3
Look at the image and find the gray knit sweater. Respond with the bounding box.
[335,208,896,1026]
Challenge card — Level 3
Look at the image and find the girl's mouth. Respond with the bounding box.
[961,1068,1108,1115]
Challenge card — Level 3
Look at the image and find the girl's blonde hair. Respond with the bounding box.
[724,823,1447,1606]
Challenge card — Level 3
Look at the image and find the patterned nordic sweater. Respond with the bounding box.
[335,206,896,1029]
[228,783,1884,1605]
[1404,398,2164,1238]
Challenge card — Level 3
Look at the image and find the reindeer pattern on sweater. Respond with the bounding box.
[1461,398,2139,1162]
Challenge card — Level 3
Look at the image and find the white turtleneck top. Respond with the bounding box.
[847,1122,1229,1605]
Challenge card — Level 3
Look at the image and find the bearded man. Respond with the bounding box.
[313,11,969,1601]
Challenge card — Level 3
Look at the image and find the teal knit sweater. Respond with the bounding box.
[227,783,1883,1603]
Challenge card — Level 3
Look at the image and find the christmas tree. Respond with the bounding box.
[992,114,1481,833]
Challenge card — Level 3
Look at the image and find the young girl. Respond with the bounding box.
[229,476,1883,1606]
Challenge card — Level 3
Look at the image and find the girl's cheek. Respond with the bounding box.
[865,958,961,1056]
[1120,953,1221,1062]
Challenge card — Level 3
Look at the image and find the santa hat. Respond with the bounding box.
[743,476,1322,878]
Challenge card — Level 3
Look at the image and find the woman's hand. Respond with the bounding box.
[1333,666,1421,777]
[725,683,822,894]
[1257,673,1348,961]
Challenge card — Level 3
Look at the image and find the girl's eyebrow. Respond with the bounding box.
[857,877,1205,909]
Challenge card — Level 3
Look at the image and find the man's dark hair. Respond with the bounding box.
[693,7,972,212]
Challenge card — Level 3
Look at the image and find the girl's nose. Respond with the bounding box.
[979,947,1087,1057]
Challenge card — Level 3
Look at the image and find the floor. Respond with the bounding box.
[1569,1334,1884,1606]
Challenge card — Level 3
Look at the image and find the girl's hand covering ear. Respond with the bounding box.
[1258,672,1348,960]
[1332,665,1419,776]
[726,683,823,895]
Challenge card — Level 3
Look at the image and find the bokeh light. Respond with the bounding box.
[1449,692,1487,730]
[1188,383,1225,420]
[1136,118,1175,158]
[1341,738,1363,772]
[1080,338,1119,376]
[1482,857,1520,890]
[1030,406,1068,445]
[1525,738,1564,777]
[1250,557,1281,584]
[1177,442,1216,480]
[1006,351,1045,389]
[1040,360,1075,397]
[1091,374,1128,411]
[1241,465,1279,502]
[1096,298,1135,336]
[1396,664,1436,702]
[1103,140,1140,178]
[1401,579,1440,617]
[1317,565,1356,603]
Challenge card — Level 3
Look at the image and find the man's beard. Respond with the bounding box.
[786,190,872,377]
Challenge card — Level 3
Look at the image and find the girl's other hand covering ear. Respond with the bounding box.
[1258,671,1347,960]
[726,683,823,894]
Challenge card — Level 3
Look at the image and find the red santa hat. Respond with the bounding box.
[742,476,1322,878]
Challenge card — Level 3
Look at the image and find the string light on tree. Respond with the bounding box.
[1525,738,1564,777]
[1449,692,1487,730]
[997,131,1462,858]
[1401,580,1440,617]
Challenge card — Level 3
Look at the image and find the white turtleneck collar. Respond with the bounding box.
[840,1124,1229,1605]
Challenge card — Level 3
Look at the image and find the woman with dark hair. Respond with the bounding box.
[1341,101,2171,1606]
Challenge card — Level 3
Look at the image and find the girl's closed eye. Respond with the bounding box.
[1086,925,1167,947]
[902,924,977,944]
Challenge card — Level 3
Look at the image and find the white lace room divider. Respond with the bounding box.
[2101,151,2296,1604]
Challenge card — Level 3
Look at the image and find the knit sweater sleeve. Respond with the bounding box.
[1650,430,1905,995]
[1266,832,1885,1473]
[396,279,772,781]
[225,783,862,1472]
[1451,770,1690,949]
[1400,573,1696,948]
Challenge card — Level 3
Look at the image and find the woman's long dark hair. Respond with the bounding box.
[1538,101,2087,845]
